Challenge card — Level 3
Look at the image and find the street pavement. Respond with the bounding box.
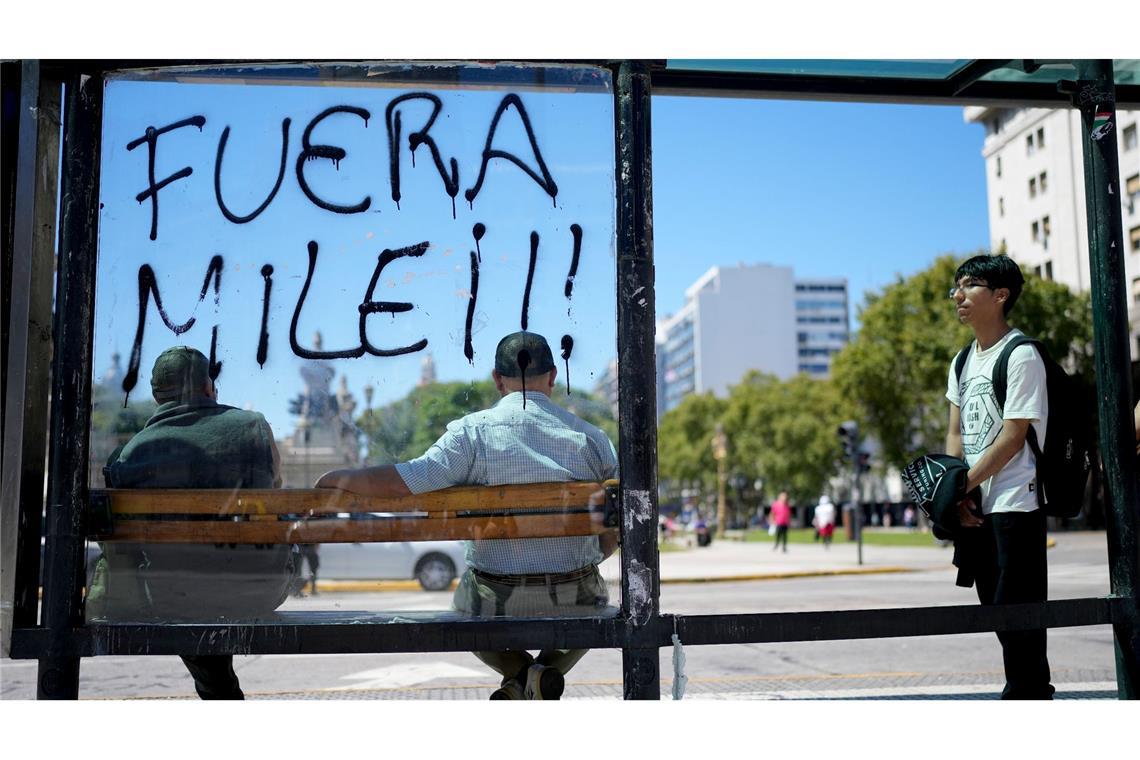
[0,530,1122,700]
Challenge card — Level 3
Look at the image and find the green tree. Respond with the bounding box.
[722,372,846,505]
[831,253,1094,470]
[358,380,618,465]
[657,392,727,494]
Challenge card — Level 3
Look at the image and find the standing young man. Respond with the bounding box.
[945,254,1054,699]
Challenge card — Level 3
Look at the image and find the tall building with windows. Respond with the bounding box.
[795,278,850,377]
[964,105,1140,353]
[654,263,848,415]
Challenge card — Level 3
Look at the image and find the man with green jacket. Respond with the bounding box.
[89,346,296,699]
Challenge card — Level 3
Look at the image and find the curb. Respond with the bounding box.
[657,565,918,584]
[304,579,452,594]
[308,565,921,594]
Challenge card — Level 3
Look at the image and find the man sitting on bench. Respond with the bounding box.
[317,331,618,700]
[89,346,296,699]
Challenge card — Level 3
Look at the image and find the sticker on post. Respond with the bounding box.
[1090,107,1114,141]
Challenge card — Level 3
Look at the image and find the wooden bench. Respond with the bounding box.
[87,480,620,544]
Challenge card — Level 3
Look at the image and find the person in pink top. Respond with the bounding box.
[770,491,792,553]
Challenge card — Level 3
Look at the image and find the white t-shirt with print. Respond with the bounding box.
[945,328,1048,515]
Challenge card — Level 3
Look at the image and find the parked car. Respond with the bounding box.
[317,540,468,591]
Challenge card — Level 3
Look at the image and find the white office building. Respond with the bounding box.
[655,263,849,415]
[795,278,850,377]
[964,105,1140,354]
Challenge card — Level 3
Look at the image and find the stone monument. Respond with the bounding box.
[278,332,362,488]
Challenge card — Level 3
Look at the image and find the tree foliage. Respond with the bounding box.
[830,253,1094,470]
[656,392,727,492]
[722,372,846,505]
[357,380,618,465]
[657,374,845,506]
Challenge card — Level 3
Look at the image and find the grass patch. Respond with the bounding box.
[741,527,943,548]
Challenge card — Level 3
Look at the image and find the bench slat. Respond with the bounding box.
[103,513,605,543]
[95,481,609,517]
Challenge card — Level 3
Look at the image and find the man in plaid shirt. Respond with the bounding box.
[317,331,618,700]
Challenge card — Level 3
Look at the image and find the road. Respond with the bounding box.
[0,531,1120,699]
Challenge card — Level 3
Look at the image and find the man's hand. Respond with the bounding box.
[315,470,345,489]
[314,465,412,499]
[957,497,983,528]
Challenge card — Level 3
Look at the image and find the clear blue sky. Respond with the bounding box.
[651,95,990,319]
[91,67,991,439]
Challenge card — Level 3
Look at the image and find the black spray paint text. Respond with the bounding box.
[130,93,559,240]
[121,227,583,404]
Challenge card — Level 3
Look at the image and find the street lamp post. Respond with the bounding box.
[711,423,728,539]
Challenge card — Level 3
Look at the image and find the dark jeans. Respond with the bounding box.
[773,525,788,551]
[973,510,1054,700]
[180,655,244,700]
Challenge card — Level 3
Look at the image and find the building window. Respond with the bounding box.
[1042,216,1051,249]
[1131,225,1140,253]
[1036,127,1045,149]
[1045,260,1053,280]
[1133,277,1140,305]
[1126,174,1139,213]
[1026,134,1035,155]
[1125,124,1137,151]
[1029,176,1037,198]
[996,156,1002,177]
[1032,220,1040,241]
[1000,238,1007,254]
[990,117,1000,135]
[1039,171,1048,193]
[998,197,1004,216]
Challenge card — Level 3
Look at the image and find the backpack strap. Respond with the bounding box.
[953,341,973,385]
[992,334,1045,461]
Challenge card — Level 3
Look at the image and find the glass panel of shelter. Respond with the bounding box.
[85,62,620,626]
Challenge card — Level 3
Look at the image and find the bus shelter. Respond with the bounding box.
[2,58,1138,699]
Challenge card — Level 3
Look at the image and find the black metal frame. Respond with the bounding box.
[5,58,1138,700]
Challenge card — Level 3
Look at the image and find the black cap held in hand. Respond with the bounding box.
[494,331,555,378]
[900,453,981,534]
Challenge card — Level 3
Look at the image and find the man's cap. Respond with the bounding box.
[900,453,980,534]
[494,331,556,378]
[150,346,211,402]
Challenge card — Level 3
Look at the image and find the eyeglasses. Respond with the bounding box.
[948,280,992,299]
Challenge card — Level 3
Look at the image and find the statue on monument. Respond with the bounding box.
[288,332,338,423]
[280,332,362,486]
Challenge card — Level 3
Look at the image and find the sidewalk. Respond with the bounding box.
[600,535,954,585]
[317,534,954,592]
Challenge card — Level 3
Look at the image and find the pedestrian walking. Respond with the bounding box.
[813,495,836,548]
[770,491,791,553]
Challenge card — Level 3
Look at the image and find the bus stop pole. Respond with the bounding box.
[37,68,103,699]
[1070,59,1140,699]
[615,60,661,699]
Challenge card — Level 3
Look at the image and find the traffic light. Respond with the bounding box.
[837,421,859,459]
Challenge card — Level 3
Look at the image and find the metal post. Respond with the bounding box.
[854,466,863,566]
[1068,59,1140,699]
[37,68,103,699]
[712,423,728,538]
[2,61,61,656]
[615,60,660,700]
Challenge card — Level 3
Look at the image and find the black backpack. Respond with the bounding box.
[954,335,1094,519]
